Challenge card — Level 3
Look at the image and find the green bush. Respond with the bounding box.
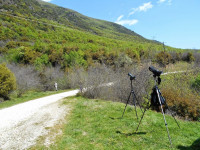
[6,47,25,63]
[182,52,195,63]
[156,51,172,67]
[162,87,200,121]
[34,54,49,70]
[161,73,200,121]
[191,74,200,91]
[0,63,17,100]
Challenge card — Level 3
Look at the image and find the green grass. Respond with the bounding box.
[0,90,69,109]
[48,96,200,150]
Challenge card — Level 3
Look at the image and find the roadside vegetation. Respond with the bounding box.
[32,96,200,150]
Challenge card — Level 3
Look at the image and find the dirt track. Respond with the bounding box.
[0,90,79,150]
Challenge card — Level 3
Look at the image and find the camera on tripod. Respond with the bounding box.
[149,66,162,85]
[149,66,162,77]
[134,66,180,147]
[128,73,135,80]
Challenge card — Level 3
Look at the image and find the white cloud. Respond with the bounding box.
[157,0,166,3]
[117,15,124,21]
[168,0,172,5]
[157,0,172,5]
[115,19,138,26]
[41,0,52,2]
[139,2,153,11]
[129,2,153,16]
[116,14,138,26]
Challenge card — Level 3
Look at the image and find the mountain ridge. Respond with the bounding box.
[0,0,151,43]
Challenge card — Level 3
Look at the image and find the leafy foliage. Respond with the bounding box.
[156,51,172,67]
[161,72,200,121]
[0,63,16,99]
[191,74,200,91]
[162,87,200,121]
[182,52,195,63]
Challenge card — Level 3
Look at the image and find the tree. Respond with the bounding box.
[0,63,16,100]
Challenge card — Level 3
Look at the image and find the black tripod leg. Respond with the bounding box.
[122,92,131,118]
[132,91,144,113]
[156,88,172,146]
[165,103,180,129]
[135,107,147,132]
[132,93,138,120]
[134,99,138,120]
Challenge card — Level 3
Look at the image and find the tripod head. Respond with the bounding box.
[128,73,135,80]
[149,66,162,85]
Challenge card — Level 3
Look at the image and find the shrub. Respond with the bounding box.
[77,64,151,105]
[114,53,132,67]
[49,49,64,66]
[39,66,69,91]
[0,63,16,100]
[161,72,200,121]
[191,74,200,91]
[23,47,41,64]
[125,48,140,63]
[7,64,41,97]
[5,41,20,49]
[182,52,195,63]
[156,51,172,67]
[34,54,49,70]
[162,88,200,121]
[63,50,87,68]
[6,47,25,63]
[169,52,181,63]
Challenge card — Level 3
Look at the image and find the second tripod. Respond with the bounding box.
[121,73,143,119]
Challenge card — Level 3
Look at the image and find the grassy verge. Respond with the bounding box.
[0,90,70,109]
[45,96,200,150]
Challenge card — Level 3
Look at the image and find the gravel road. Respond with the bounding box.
[0,90,79,150]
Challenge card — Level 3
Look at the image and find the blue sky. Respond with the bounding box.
[42,0,200,49]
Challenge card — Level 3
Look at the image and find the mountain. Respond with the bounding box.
[0,0,146,42]
[0,0,183,68]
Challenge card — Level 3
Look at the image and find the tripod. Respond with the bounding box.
[121,73,143,119]
[135,67,180,146]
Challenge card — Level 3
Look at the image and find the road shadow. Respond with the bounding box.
[116,130,147,136]
[177,138,200,150]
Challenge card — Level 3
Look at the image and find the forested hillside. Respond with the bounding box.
[0,0,188,69]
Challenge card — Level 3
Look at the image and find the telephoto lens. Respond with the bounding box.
[149,66,162,76]
[128,73,135,80]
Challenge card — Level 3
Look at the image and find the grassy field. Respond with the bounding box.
[0,90,69,109]
[40,96,200,150]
